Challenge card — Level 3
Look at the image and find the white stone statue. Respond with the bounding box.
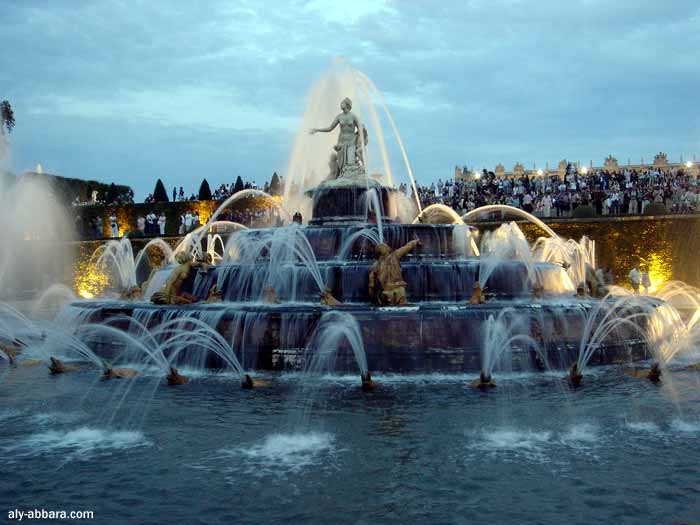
[310,97,368,180]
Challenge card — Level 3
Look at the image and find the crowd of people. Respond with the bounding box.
[72,188,135,207]
[72,162,700,240]
[416,164,700,217]
[75,205,284,240]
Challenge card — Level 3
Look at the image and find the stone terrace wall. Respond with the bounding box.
[72,196,279,238]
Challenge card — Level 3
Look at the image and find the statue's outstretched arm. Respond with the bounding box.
[310,116,340,134]
[394,238,420,259]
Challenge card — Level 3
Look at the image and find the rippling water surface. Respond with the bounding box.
[1,363,700,523]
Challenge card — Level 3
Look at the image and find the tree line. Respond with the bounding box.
[151,172,283,202]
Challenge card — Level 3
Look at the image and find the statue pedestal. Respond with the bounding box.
[306,176,397,225]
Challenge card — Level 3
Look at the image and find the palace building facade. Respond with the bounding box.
[455,152,699,181]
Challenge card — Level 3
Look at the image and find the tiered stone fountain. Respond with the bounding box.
[66,94,651,375]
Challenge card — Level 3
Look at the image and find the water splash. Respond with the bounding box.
[337,227,383,260]
[413,203,464,225]
[3,427,151,462]
[173,220,248,262]
[284,61,419,213]
[463,204,557,238]
[479,222,536,291]
[0,175,74,298]
[221,224,325,301]
[304,311,368,376]
[91,237,138,291]
[221,432,337,476]
[481,308,540,378]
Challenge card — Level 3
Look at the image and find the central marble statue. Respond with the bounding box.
[306,97,395,225]
[310,97,368,180]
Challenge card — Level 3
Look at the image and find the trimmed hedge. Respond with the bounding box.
[198,179,212,201]
[153,179,169,202]
[22,172,132,206]
[73,195,279,238]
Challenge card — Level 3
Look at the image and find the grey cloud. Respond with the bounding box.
[1,0,698,197]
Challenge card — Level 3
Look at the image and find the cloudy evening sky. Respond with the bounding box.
[1,0,699,199]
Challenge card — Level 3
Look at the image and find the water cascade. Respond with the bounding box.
[12,64,698,383]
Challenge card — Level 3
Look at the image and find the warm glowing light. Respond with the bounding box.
[579,166,588,175]
[536,169,543,176]
[74,261,111,299]
[686,161,693,168]
[473,171,481,180]
[644,252,673,294]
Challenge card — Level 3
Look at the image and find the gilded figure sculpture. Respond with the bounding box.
[150,252,202,305]
[0,342,20,364]
[166,366,188,385]
[103,365,138,379]
[205,285,223,303]
[48,356,78,374]
[262,286,280,304]
[320,286,342,306]
[368,236,420,306]
[472,371,496,389]
[468,281,485,304]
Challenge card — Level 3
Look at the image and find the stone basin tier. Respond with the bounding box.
[66,182,656,375]
[192,259,571,303]
[241,223,469,260]
[305,177,397,226]
[63,300,651,373]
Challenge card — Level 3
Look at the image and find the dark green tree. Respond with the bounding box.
[270,172,282,195]
[1,100,15,134]
[198,178,212,200]
[153,178,169,202]
[105,182,118,204]
[233,175,244,194]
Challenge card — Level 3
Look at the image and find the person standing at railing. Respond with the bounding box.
[629,265,641,295]
[136,216,146,237]
[109,214,119,238]
[146,211,157,236]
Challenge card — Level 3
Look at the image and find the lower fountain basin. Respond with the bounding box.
[64,299,651,373]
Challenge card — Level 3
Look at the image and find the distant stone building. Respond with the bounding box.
[454,152,698,180]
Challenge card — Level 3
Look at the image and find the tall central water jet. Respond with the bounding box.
[284,60,420,220]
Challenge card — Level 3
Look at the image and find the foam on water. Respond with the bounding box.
[467,423,604,463]
[560,423,600,446]
[469,428,553,462]
[279,372,477,385]
[223,432,337,475]
[670,419,700,434]
[625,421,662,433]
[3,427,151,461]
[30,412,82,426]
[161,367,250,381]
[482,429,553,449]
[277,370,578,385]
